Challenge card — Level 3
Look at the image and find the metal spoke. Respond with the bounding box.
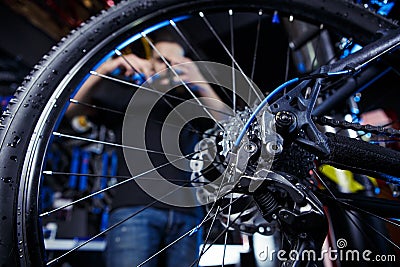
[141,33,224,130]
[43,171,213,184]
[199,11,263,103]
[390,64,400,78]
[169,20,235,105]
[319,175,389,254]
[138,194,245,267]
[69,99,222,138]
[190,150,240,267]
[89,71,232,118]
[222,193,233,267]
[192,146,241,266]
[347,209,400,250]
[342,209,382,253]
[137,204,215,267]
[310,33,321,72]
[190,198,253,267]
[114,49,147,81]
[116,32,241,264]
[69,98,126,115]
[46,203,152,266]
[313,170,400,259]
[249,9,262,102]
[314,169,400,228]
[52,132,182,158]
[196,206,221,267]
[193,168,235,267]
[229,9,236,113]
[45,165,219,266]
[40,145,215,217]
[284,46,290,94]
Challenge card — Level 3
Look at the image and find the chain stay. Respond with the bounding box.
[314,116,400,137]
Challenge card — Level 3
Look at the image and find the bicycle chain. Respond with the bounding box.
[313,116,400,138]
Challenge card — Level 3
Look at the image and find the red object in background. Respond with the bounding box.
[106,0,115,7]
[45,0,82,28]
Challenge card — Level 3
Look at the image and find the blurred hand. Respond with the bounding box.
[169,57,206,85]
[97,54,154,79]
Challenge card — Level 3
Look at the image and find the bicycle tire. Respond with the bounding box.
[0,0,398,266]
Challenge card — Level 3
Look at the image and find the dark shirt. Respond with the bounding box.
[90,76,202,216]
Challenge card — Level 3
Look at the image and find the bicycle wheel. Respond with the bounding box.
[0,0,399,266]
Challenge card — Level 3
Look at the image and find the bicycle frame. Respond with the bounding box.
[315,27,400,115]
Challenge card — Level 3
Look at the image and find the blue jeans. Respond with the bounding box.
[105,206,202,267]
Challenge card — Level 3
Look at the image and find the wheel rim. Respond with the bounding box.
[6,1,399,266]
